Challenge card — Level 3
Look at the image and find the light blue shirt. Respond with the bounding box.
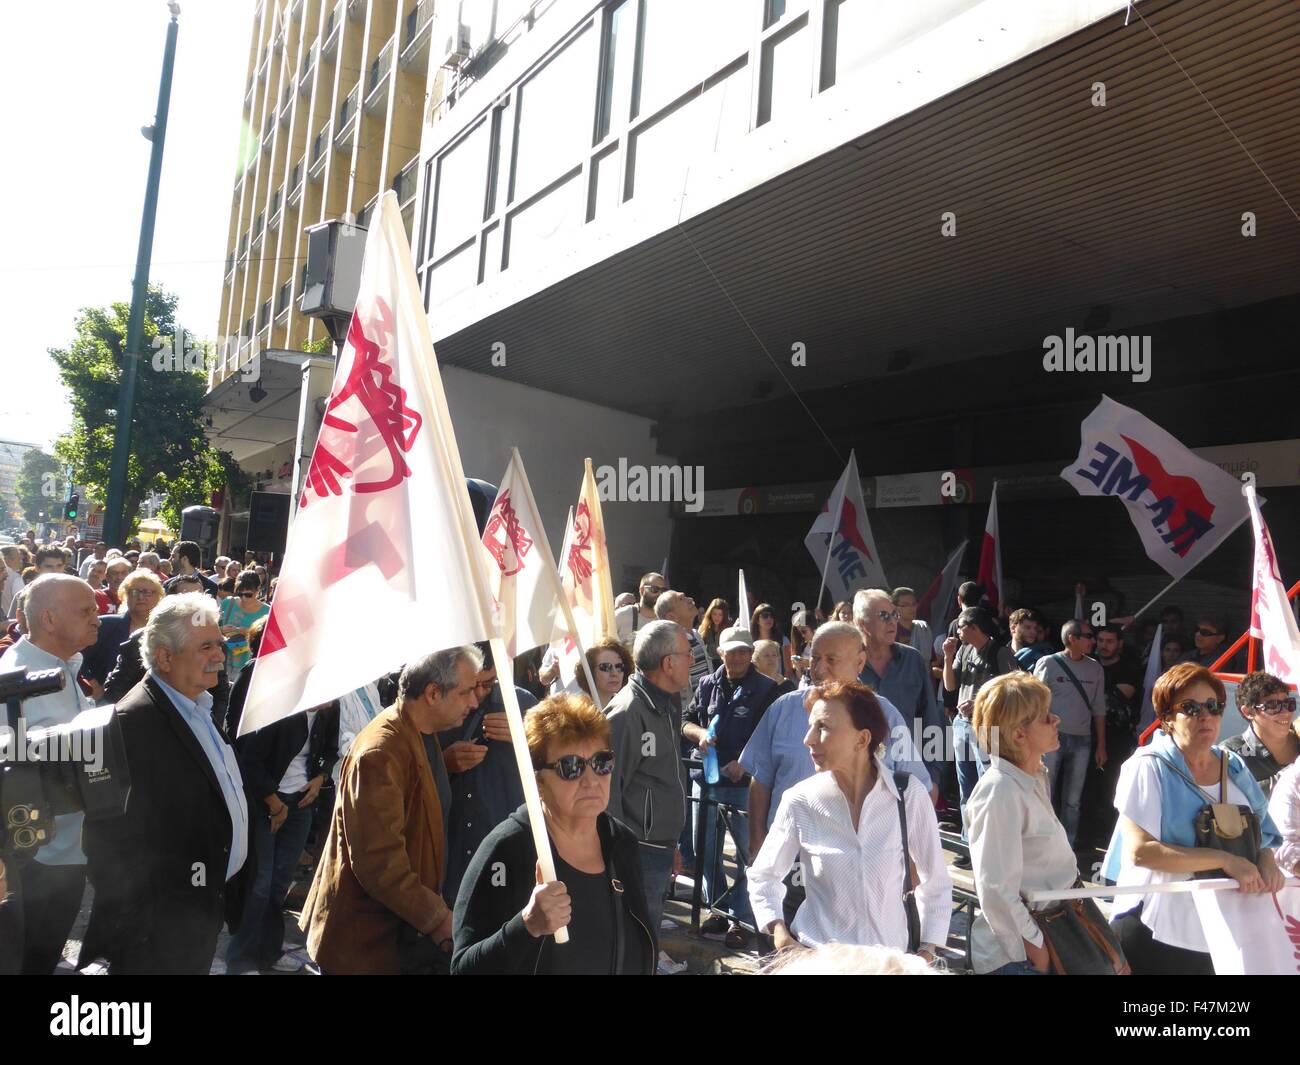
[0,637,91,865]
[740,688,931,831]
[152,673,249,881]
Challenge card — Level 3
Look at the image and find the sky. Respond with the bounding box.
[0,0,255,451]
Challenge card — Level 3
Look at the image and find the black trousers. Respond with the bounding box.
[17,861,86,974]
[1113,908,1215,975]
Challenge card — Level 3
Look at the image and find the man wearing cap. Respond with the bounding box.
[943,606,1021,862]
[682,626,777,947]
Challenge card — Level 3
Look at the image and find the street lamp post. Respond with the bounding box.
[103,2,181,547]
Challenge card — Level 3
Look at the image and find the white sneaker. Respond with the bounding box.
[209,958,228,976]
[657,950,687,975]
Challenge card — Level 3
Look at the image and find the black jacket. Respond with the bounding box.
[80,675,254,974]
[235,700,340,801]
[102,630,145,705]
[685,664,777,777]
[80,614,131,684]
[452,805,656,975]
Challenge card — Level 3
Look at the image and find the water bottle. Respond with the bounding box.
[703,717,720,784]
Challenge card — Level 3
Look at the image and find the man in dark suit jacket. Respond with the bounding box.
[80,593,252,974]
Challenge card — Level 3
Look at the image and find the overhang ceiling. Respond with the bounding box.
[431,0,1300,421]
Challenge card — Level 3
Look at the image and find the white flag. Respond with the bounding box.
[548,461,615,684]
[1246,484,1300,684]
[805,450,888,606]
[1194,885,1300,975]
[738,568,751,631]
[917,540,967,639]
[238,193,496,734]
[976,483,1003,613]
[482,449,562,658]
[1061,396,1250,579]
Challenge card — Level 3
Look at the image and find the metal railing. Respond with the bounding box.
[368,37,394,96]
[403,0,434,51]
[338,83,358,127]
[392,156,418,205]
[681,758,757,937]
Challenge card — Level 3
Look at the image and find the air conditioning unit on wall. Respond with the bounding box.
[440,22,472,68]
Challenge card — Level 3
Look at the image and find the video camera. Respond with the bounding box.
[0,668,130,865]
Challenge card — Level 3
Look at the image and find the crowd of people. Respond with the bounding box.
[1,536,1295,977]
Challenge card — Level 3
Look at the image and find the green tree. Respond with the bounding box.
[15,449,64,524]
[49,285,242,540]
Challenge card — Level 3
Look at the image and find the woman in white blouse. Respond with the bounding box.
[748,680,951,960]
[967,672,1078,974]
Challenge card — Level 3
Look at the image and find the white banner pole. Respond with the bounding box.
[1024,877,1300,903]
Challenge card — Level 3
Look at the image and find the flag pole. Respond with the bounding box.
[510,448,600,700]
[814,450,853,613]
[487,636,568,944]
[1128,575,1184,624]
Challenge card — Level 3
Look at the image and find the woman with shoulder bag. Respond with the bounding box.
[968,673,1097,974]
[1101,664,1285,975]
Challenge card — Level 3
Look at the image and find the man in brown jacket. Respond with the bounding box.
[300,645,484,974]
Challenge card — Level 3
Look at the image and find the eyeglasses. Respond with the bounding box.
[1176,698,1225,718]
[1253,698,1297,717]
[1195,628,1221,638]
[596,662,626,674]
[538,750,615,781]
[128,588,159,598]
[873,610,901,623]
[239,591,258,599]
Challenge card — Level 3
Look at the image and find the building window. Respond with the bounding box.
[634,0,753,119]
[511,24,597,202]
[596,0,634,142]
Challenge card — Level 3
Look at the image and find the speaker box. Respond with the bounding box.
[300,219,367,319]
[247,492,291,555]
[179,505,219,564]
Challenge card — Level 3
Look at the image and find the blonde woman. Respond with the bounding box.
[967,673,1078,974]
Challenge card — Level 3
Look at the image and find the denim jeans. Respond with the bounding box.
[692,781,752,926]
[226,795,314,972]
[988,959,1046,975]
[1043,732,1091,847]
[637,843,677,935]
[952,714,989,840]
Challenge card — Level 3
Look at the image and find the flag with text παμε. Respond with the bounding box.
[1061,396,1250,579]
[1193,885,1300,975]
[238,192,497,735]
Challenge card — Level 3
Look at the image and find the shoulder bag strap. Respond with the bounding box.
[1154,753,1211,802]
[1051,654,1093,707]
[602,818,628,975]
[893,771,921,953]
[1219,749,1229,803]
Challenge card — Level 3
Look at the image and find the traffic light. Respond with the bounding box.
[64,494,79,521]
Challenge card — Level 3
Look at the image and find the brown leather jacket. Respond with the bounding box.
[300,703,448,974]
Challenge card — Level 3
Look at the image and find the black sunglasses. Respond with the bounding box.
[1253,698,1298,717]
[538,750,615,781]
[1176,699,1224,718]
[596,662,625,674]
[1196,628,1221,638]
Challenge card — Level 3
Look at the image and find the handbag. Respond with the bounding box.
[1028,884,1130,975]
[1157,752,1262,877]
[891,771,921,954]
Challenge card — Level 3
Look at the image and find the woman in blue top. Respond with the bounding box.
[219,570,270,680]
[1103,663,1284,975]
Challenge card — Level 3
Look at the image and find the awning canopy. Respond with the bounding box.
[202,350,332,463]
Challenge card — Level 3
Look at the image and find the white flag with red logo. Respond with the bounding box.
[1061,396,1251,579]
[483,449,562,658]
[1245,484,1300,684]
[804,450,887,605]
[238,192,497,735]
[548,460,616,684]
[977,482,1003,613]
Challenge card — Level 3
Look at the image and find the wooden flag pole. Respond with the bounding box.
[488,635,569,945]
[510,448,600,700]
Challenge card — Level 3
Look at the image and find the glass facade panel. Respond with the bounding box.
[761,20,811,125]
[428,241,480,305]
[828,0,981,86]
[506,170,584,274]
[589,147,621,221]
[431,117,491,260]
[596,0,635,141]
[636,0,754,117]
[629,64,749,200]
[513,25,597,200]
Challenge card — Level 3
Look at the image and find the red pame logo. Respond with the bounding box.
[1272,895,1300,971]
[566,502,594,584]
[301,298,423,506]
[483,489,533,576]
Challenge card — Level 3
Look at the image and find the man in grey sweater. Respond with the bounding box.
[604,620,692,933]
[1032,618,1107,846]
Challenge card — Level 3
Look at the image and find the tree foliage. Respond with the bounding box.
[15,449,64,525]
[49,285,242,540]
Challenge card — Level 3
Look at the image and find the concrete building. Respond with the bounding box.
[0,439,38,526]
[207,0,1300,626]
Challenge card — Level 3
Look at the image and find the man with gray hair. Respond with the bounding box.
[80,592,251,973]
[300,645,483,974]
[605,620,692,951]
[655,589,713,701]
[0,573,100,972]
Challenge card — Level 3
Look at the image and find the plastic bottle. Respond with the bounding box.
[703,717,720,784]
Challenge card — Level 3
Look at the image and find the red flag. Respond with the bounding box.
[976,483,1003,613]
